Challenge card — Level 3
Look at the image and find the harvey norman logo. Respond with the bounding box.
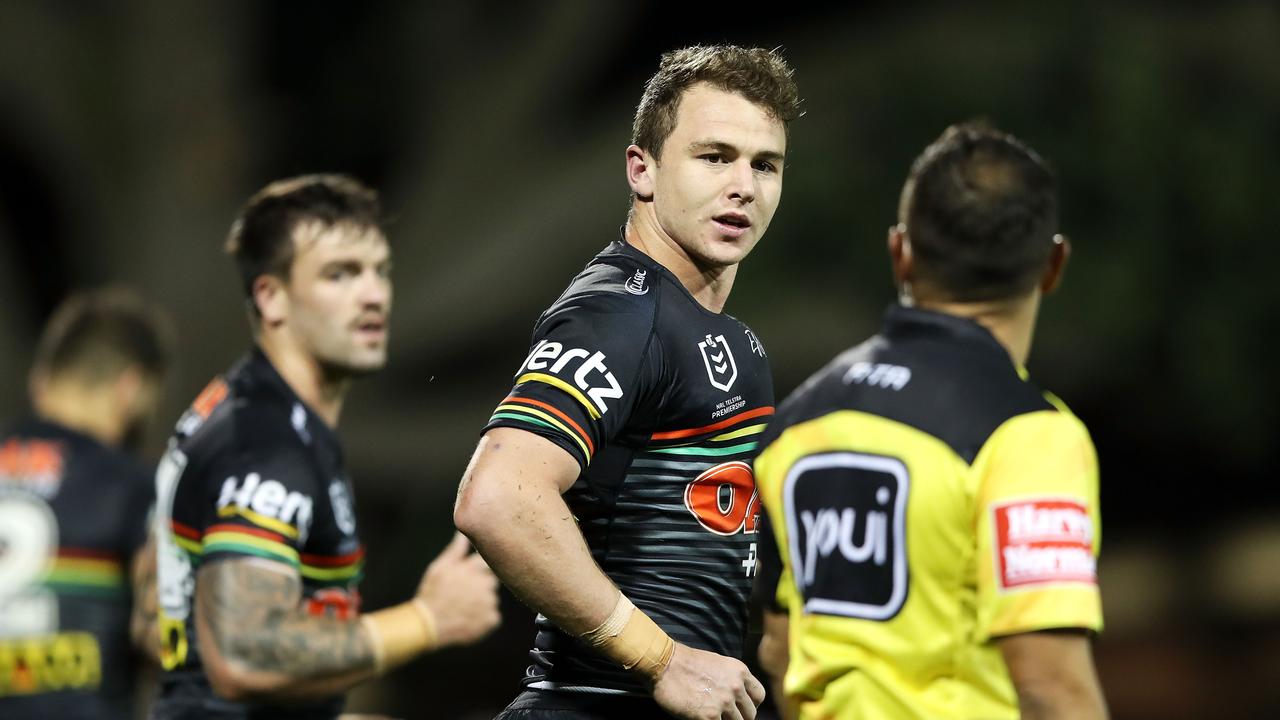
[217,473,314,541]
[993,498,1096,590]
[519,340,624,415]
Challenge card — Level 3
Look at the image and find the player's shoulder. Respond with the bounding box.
[536,242,663,332]
[175,358,306,467]
[553,241,661,302]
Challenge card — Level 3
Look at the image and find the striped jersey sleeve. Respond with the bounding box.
[181,442,320,573]
[484,292,655,469]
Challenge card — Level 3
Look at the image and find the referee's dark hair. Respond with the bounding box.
[226,174,382,314]
[32,286,174,387]
[898,123,1059,302]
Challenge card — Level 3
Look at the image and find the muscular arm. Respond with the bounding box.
[453,428,618,636]
[997,630,1108,720]
[195,558,376,702]
[129,535,161,664]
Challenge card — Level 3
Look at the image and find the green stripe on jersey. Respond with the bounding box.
[490,412,558,432]
[648,441,758,457]
[203,541,299,567]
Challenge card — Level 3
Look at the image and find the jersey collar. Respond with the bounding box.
[882,304,1013,365]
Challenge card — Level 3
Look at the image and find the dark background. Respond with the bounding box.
[2,2,1277,718]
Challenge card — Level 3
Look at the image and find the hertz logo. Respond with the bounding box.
[518,340,624,416]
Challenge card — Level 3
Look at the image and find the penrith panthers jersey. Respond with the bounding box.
[0,419,153,720]
[484,239,775,696]
[152,349,364,720]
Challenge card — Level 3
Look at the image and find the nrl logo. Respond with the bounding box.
[624,269,649,296]
[698,334,738,392]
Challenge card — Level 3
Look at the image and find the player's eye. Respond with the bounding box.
[753,160,777,173]
[323,265,357,281]
[701,153,726,164]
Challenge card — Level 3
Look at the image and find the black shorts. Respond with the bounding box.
[494,689,672,719]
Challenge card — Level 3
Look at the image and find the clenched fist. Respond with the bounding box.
[416,532,501,647]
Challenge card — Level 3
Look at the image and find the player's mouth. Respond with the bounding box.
[353,317,387,342]
[711,212,752,239]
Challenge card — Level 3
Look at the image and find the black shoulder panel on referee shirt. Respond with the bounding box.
[760,305,1055,465]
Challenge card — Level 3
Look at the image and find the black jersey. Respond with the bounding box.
[0,419,152,720]
[151,349,364,720]
[484,240,775,696]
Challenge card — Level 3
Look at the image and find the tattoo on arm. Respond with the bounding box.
[198,559,375,679]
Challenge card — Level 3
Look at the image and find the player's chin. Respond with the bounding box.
[335,349,388,377]
[704,235,759,265]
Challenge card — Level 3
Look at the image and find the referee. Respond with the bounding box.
[754,124,1107,719]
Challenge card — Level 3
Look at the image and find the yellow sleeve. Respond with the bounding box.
[972,409,1103,641]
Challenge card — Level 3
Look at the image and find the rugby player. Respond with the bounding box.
[454,45,802,720]
[150,175,501,720]
[0,287,173,719]
[754,123,1108,719]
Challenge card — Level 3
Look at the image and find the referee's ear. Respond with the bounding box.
[887,224,914,288]
[1039,234,1071,296]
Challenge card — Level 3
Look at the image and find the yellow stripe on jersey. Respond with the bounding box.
[216,504,300,539]
[515,372,602,420]
[172,533,202,556]
[710,423,768,443]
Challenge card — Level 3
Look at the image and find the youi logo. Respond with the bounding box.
[783,452,910,621]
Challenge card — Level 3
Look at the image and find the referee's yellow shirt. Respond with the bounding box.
[754,305,1102,719]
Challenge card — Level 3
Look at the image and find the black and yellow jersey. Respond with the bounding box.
[0,420,153,720]
[754,305,1102,719]
[152,349,364,720]
[484,239,774,697]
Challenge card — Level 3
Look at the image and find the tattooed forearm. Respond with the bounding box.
[197,559,375,681]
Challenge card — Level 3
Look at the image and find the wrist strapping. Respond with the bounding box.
[360,598,438,673]
[580,594,675,681]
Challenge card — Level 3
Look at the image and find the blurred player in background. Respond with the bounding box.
[0,287,173,719]
[455,45,801,720]
[150,174,500,720]
[753,123,1107,719]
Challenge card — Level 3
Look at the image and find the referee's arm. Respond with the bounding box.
[996,629,1108,720]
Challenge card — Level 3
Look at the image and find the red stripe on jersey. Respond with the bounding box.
[57,547,121,561]
[501,396,596,455]
[171,520,202,540]
[205,523,286,543]
[300,547,366,567]
[650,406,775,441]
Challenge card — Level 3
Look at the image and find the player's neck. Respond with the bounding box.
[910,291,1041,367]
[624,213,736,314]
[33,380,124,447]
[257,335,349,429]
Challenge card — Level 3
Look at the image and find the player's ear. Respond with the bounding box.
[253,274,288,327]
[112,366,146,419]
[1040,234,1071,295]
[626,145,655,200]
